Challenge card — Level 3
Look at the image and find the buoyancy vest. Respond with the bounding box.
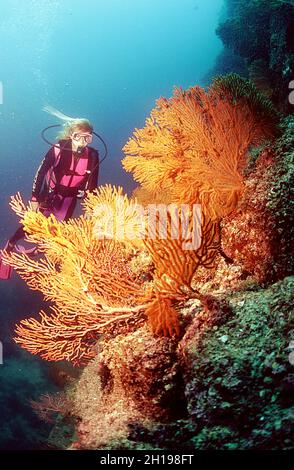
[45,141,95,198]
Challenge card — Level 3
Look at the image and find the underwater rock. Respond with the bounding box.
[220,116,294,283]
[179,276,294,449]
[119,277,294,450]
[66,326,186,449]
[98,326,186,421]
[47,275,293,450]
[215,0,294,113]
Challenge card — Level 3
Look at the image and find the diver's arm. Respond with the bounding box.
[31,147,55,202]
[87,149,99,192]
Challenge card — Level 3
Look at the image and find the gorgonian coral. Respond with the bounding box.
[122,74,279,220]
[4,193,150,364]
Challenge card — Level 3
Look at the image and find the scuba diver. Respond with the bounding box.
[0,106,105,280]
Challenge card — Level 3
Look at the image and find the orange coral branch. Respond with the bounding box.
[143,209,220,336]
[123,83,276,219]
[14,303,149,364]
[6,194,152,363]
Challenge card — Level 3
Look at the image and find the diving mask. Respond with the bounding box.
[72,132,93,144]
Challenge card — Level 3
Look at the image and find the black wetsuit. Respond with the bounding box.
[9,140,99,246]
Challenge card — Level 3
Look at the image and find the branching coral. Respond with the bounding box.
[30,392,71,423]
[4,193,150,364]
[122,74,279,220]
[143,207,222,336]
[82,184,145,251]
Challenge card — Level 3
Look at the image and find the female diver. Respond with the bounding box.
[0,108,99,279]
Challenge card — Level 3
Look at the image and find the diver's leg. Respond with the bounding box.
[63,197,77,221]
[51,196,77,221]
[0,227,26,279]
[8,196,76,247]
[7,226,26,252]
[40,195,76,222]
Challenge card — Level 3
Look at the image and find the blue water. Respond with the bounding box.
[0,0,224,449]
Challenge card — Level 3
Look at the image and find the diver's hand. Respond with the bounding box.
[77,190,85,198]
[30,200,39,212]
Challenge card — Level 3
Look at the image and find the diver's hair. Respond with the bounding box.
[43,105,93,140]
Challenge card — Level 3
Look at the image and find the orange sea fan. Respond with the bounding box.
[82,184,146,251]
[5,194,151,364]
[122,75,278,219]
[142,205,222,336]
[14,302,148,365]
